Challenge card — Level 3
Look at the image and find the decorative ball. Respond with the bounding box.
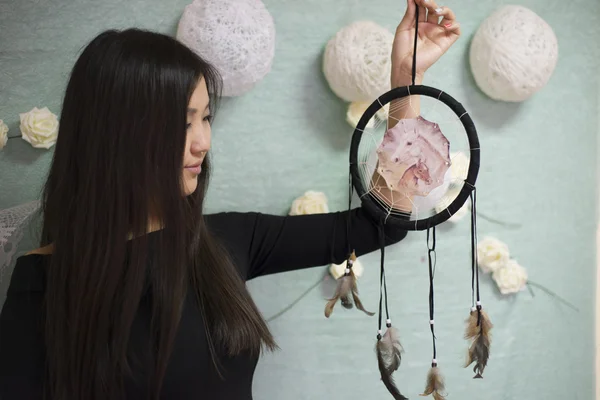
[469,5,558,102]
[323,21,394,103]
[176,0,275,97]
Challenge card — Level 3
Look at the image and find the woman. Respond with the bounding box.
[0,0,460,399]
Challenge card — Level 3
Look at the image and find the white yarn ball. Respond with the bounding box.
[323,21,394,103]
[470,5,558,102]
[176,0,275,97]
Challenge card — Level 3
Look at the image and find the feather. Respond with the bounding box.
[324,274,353,318]
[351,272,375,316]
[324,253,374,317]
[376,328,408,400]
[420,366,446,400]
[464,307,493,378]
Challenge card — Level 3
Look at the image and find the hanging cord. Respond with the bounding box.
[427,226,437,363]
[411,2,419,86]
[469,188,482,324]
[377,221,391,336]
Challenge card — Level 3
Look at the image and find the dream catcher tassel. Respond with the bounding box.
[463,188,493,379]
[374,223,408,400]
[324,251,375,318]
[421,363,446,400]
[420,226,446,400]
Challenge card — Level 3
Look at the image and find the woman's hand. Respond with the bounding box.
[372,0,461,212]
[391,0,461,86]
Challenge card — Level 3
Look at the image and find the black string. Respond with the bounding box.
[345,168,353,262]
[470,190,476,309]
[377,222,390,336]
[469,187,482,326]
[427,226,437,363]
[412,1,419,86]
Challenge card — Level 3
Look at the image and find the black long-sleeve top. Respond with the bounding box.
[0,208,407,399]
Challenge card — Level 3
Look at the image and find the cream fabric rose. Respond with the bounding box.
[477,236,510,273]
[329,257,364,279]
[450,151,470,181]
[346,101,388,129]
[434,187,469,223]
[492,259,528,295]
[289,191,329,215]
[19,107,59,149]
[0,120,8,150]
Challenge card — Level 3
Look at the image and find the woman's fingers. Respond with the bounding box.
[437,6,460,35]
[415,0,441,13]
[444,21,461,36]
[398,0,417,30]
[437,5,457,25]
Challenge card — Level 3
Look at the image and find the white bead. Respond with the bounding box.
[345,268,350,274]
[386,319,391,324]
[378,330,383,335]
[471,306,476,312]
[432,358,437,363]
[429,320,434,325]
[476,300,482,306]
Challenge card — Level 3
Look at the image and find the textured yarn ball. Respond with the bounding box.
[323,21,394,103]
[469,5,558,102]
[176,0,275,97]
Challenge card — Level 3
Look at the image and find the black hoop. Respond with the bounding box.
[349,84,480,231]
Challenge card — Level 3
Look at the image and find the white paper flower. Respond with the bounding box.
[289,191,329,215]
[434,187,470,223]
[492,259,528,294]
[346,101,389,129]
[477,236,510,273]
[447,202,469,222]
[0,120,8,150]
[19,107,59,149]
[329,257,364,280]
[450,151,470,182]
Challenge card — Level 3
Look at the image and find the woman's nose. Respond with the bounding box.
[190,138,209,154]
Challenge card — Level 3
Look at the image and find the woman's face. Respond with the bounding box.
[182,78,212,196]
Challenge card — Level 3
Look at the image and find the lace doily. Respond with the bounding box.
[0,201,40,283]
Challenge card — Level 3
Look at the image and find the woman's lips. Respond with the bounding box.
[185,162,202,175]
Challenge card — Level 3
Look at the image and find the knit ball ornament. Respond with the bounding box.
[323,21,394,103]
[469,5,558,102]
[176,0,275,97]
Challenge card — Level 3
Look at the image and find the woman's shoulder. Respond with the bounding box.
[6,250,50,294]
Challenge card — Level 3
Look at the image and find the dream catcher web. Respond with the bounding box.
[355,90,472,225]
[325,3,492,400]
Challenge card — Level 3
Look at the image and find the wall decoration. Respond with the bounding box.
[346,101,388,129]
[288,190,329,215]
[0,201,40,282]
[477,236,575,311]
[492,258,528,295]
[323,20,393,103]
[469,5,558,102]
[330,256,364,279]
[477,236,511,274]
[0,120,7,150]
[176,0,275,97]
[19,107,59,149]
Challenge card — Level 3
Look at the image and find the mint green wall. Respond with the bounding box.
[0,0,597,399]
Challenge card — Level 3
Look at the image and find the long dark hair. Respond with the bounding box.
[40,28,276,399]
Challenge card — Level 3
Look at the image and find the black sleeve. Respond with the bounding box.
[0,256,46,399]
[206,206,408,280]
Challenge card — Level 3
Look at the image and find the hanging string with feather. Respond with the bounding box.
[325,168,374,318]
[375,220,407,400]
[464,187,492,378]
[420,226,446,400]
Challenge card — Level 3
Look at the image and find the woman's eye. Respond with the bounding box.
[203,115,213,123]
[186,123,192,130]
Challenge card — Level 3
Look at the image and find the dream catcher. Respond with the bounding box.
[325,4,491,399]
